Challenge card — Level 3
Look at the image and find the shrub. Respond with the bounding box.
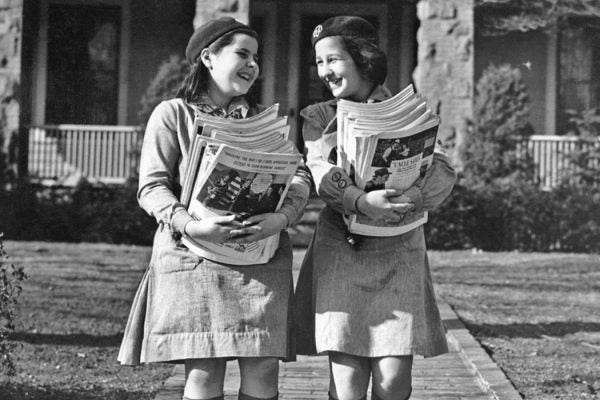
[0,234,27,375]
[561,107,600,186]
[426,176,600,253]
[460,63,534,187]
[0,180,156,245]
[137,54,190,126]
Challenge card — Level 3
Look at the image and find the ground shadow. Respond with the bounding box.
[0,382,152,400]
[9,332,123,347]
[463,321,600,339]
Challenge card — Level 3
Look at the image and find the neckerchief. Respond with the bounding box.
[193,92,250,120]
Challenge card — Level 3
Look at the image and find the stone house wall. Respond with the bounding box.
[0,0,22,177]
[413,0,474,164]
[193,0,250,28]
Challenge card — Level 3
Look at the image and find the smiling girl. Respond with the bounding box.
[118,18,311,400]
[295,16,457,400]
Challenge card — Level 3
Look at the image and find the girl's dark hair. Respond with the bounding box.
[340,37,387,85]
[177,30,260,103]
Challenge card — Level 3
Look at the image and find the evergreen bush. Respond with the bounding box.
[460,63,534,187]
[137,54,190,127]
[0,234,27,375]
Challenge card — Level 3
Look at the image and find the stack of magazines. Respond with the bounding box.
[336,84,440,236]
[180,104,302,265]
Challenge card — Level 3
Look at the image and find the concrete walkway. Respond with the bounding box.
[153,248,523,400]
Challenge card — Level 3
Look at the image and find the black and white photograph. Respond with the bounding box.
[1,1,598,400]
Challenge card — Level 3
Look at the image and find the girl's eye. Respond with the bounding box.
[237,51,248,59]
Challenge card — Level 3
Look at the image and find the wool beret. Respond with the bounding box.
[311,16,378,47]
[186,17,257,64]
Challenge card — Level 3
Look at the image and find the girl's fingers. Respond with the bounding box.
[391,203,415,213]
[382,189,404,197]
[212,214,238,224]
[229,225,262,238]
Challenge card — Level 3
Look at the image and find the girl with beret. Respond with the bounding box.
[294,16,457,400]
[118,17,311,400]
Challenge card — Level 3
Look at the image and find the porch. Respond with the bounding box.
[25,125,596,189]
[26,124,143,186]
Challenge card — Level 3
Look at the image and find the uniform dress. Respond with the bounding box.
[295,85,456,358]
[118,95,311,365]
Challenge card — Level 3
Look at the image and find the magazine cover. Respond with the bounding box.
[347,121,439,236]
[337,84,441,236]
[183,144,301,265]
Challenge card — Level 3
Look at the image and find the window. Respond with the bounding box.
[559,20,600,131]
[45,4,121,124]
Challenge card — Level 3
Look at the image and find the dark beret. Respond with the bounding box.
[186,17,257,64]
[311,16,378,48]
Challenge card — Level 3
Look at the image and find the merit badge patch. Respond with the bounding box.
[313,24,323,38]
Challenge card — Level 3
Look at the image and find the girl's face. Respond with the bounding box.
[204,33,260,102]
[314,36,373,101]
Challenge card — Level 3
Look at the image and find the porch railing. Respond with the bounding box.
[521,135,600,189]
[28,125,144,185]
[26,127,597,188]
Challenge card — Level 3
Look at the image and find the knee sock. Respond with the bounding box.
[238,391,279,400]
[371,387,412,400]
[182,395,224,400]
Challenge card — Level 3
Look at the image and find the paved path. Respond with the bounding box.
[154,249,523,400]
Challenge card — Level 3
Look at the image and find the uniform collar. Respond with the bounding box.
[195,92,250,119]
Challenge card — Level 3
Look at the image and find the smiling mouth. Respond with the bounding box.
[238,72,252,81]
[325,76,342,86]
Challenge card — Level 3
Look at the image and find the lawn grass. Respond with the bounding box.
[1,241,599,399]
[429,251,600,400]
[1,241,172,400]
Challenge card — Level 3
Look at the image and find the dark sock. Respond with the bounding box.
[372,387,412,400]
[182,395,224,400]
[238,391,279,400]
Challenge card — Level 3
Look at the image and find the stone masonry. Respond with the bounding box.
[413,0,474,165]
[0,0,22,177]
[193,0,250,28]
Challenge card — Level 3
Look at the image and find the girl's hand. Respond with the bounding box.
[227,213,288,243]
[356,189,415,222]
[184,215,245,244]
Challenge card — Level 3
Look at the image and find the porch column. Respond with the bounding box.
[413,0,474,166]
[193,0,250,28]
[0,0,23,179]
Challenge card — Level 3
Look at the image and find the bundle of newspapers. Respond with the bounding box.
[337,84,439,236]
[180,104,302,265]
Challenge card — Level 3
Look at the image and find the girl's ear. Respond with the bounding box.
[200,48,213,70]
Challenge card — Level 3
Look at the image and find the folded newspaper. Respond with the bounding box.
[180,105,302,265]
[337,84,439,236]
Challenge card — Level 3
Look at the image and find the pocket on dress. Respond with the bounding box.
[153,225,203,273]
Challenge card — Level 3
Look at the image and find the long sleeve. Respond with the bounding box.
[277,162,312,227]
[138,99,311,233]
[137,100,195,234]
[301,104,363,216]
[401,151,457,212]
